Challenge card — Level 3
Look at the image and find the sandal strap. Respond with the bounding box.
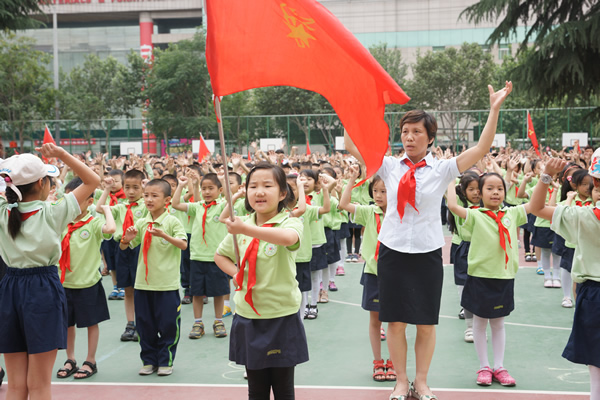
[63,359,77,369]
[373,359,385,370]
[385,359,394,370]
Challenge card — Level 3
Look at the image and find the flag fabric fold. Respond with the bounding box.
[306,139,311,156]
[206,0,410,176]
[527,112,541,157]
[42,125,57,163]
[198,134,211,162]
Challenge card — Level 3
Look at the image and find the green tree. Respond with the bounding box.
[60,54,141,153]
[221,91,254,152]
[0,0,44,31]
[408,43,497,145]
[461,0,600,110]
[0,34,55,151]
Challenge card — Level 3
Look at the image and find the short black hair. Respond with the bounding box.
[368,175,384,198]
[162,174,178,184]
[145,179,172,197]
[201,173,221,188]
[108,169,124,179]
[64,177,93,198]
[124,169,145,182]
[228,172,242,185]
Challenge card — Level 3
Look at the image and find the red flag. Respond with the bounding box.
[306,139,311,155]
[42,125,57,162]
[206,0,410,177]
[247,149,252,161]
[198,134,211,162]
[527,112,541,157]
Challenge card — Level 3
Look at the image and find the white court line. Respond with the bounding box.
[49,381,590,395]
[328,299,572,331]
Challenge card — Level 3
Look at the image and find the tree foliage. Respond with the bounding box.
[461,0,600,108]
[0,0,44,31]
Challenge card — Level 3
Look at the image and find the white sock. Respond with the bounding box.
[472,315,489,368]
[561,268,573,299]
[310,270,320,306]
[457,285,464,300]
[466,317,473,329]
[489,317,506,370]
[590,365,600,400]
[328,263,337,283]
[339,238,347,265]
[300,292,308,315]
[224,300,230,307]
[552,253,562,280]
[540,248,552,279]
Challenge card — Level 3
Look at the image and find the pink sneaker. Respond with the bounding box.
[336,266,345,276]
[328,281,338,292]
[476,366,493,386]
[492,367,516,386]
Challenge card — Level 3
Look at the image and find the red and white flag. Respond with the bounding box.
[198,134,211,162]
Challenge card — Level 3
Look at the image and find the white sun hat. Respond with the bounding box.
[0,154,60,200]
[589,148,600,179]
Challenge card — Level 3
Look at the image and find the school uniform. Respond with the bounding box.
[61,213,111,328]
[294,205,319,292]
[109,199,147,287]
[551,205,600,367]
[345,179,371,253]
[0,193,80,354]
[449,198,478,286]
[527,187,555,248]
[186,200,230,297]
[128,210,187,367]
[460,206,528,319]
[376,153,460,325]
[169,192,194,295]
[322,197,341,265]
[99,189,127,272]
[217,211,308,369]
[353,204,384,312]
[307,192,327,272]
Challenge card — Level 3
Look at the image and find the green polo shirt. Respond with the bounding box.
[233,197,249,218]
[322,197,339,229]
[551,205,600,283]
[217,210,303,319]
[461,205,527,279]
[353,204,384,275]
[61,213,112,289]
[505,182,524,206]
[295,205,320,263]
[0,193,80,269]
[168,193,193,234]
[306,192,326,246]
[450,199,478,243]
[130,210,187,291]
[561,195,593,249]
[187,200,228,261]
[109,199,147,241]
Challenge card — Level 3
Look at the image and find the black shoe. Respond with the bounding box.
[0,367,4,387]
[120,324,138,342]
[458,308,465,319]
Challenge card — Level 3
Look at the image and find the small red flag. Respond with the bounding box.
[206,0,410,177]
[198,134,211,162]
[42,125,57,162]
[527,112,541,157]
[247,149,252,161]
[306,139,311,156]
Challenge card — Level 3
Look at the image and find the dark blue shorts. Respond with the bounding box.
[295,262,311,292]
[338,222,351,239]
[531,226,554,249]
[65,280,110,328]
[101,239,119,271]
[461,275,514,319]
[0,256,7,281]
[360,270,379,312]
[560,247,575,272]
[0,266,68,354]
[229,312,309,369]
[190,260,230,297]
[309,245,328,272]
[454,241,470,286]
[116,246,140,288]
[449,242,459,265]
[324,228,341,264]
[180,233,192,291]
[552,233,567,256]
[563,280,600,368]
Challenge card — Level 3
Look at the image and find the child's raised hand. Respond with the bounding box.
[507,154,519,170]
[178,175,189,186]
[36,143,66,159]
[99,204,111,214]
[296,175,307,188]
[566,191,577,200]
[488,81,512,110]
[103,177,115,190]
[123,226,138,242]
[348,164,360,179]
[233,186,246,200]
[523,172,534,182]
[544,158,567,177]
[147,226,165,238]
[224,216,247,235]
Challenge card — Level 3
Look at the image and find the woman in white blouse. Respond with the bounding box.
[345,82,512,400]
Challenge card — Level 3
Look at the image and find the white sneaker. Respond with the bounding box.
[464,328,474,343]
[561,297,573,308]
[139,365,157,375]
[552,279,562,288]
[157,366,173,376]
[544,279,553,288]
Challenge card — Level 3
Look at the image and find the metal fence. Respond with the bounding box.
[1,107,597,157]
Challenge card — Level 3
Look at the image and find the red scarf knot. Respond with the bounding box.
[7,208,40,221]
[122,202,139,234]
[396,158,427,222]
[575,200,592,207]
[305,195,312,205]
[59,217,93,284]
[143,221,154,284]
[202,201,217,244]
[109,188,126,206]
[482,210,512,268]
[374,212,383,261]
[236,222,276,316]
[593,208,600,221]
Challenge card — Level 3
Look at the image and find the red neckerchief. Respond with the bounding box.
[374,213,382,261]
[236,222,276,316]
[166,202,171,213]
[7,209,40,221]
[122,202,139,234]
[481,209,511,268]
[575,200,592,207]
[202,201,217,244]
[187,195,195,223]
[397,158,427,222]
[109,188,126,206]
[59,217,93,284]
[142,221,154,284]
[548,187,555,196]
[305,195,312,205]
[593,208,600,221]
[353,178,367,189]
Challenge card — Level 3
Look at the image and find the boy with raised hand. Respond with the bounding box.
[120,179,187,376]
[172,173,230,339]
[97,169,147,342]
[56,177,116,380]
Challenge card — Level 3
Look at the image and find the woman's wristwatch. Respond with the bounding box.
[540,173,553,184]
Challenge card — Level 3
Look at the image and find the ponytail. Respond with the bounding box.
[5,177,49,239]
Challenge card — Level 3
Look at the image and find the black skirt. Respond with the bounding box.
[360,270,380,312]
[377,244,443,325]
[563,280,600,368]
[461,275,514,319]
[531,226,554,249]
[454,241,470,286]
[560,247,575,273]
[338,222,351,240]
[229,313,309,369]
[552,234,566,256]
[450,242,459,265]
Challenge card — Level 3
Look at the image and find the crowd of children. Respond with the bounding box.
[0,135,599,399]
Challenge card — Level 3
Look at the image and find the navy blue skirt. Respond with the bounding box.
[563,280,600,368]
[531,226,554,249]
[0,256,6,281]
[229,313,309,369]
[65,280,110,328]
[521,213,535,231]
[324,228,341,264]
[450,242,459,265]
[461,275,514,319]
[295,262,311,292]
[552,233,567,256]
[309,245,328,271]
[560,247,575,273]
[454,241,470,286]
[360,270,380,312]
[338,222,351,239]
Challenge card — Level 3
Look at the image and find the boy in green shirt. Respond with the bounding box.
[120,179,188,376]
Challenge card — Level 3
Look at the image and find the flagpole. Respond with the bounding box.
[214,95,241,267]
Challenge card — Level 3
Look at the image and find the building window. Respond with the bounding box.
[480,44,490,53]
[498,44,510,60]
[432,46,445,53]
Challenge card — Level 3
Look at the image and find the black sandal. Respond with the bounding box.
[0,366,5,387]
[74,361,97,380]
[57,359,78,379]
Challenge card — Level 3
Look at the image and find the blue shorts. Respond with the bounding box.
[190,260,230,297]
[0,256,7,281]
[324,228,341,264]
[65,280,110,328]
[116,246,140,288]
[309,245,328,272]
[360,270,380,312]
[101,239,119,271]
[0,266,68,354]
[295,262,311,292]
[552,233,567,256]
[180,233,192,291]
[454,241,470,286]
[561,247,575,273]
